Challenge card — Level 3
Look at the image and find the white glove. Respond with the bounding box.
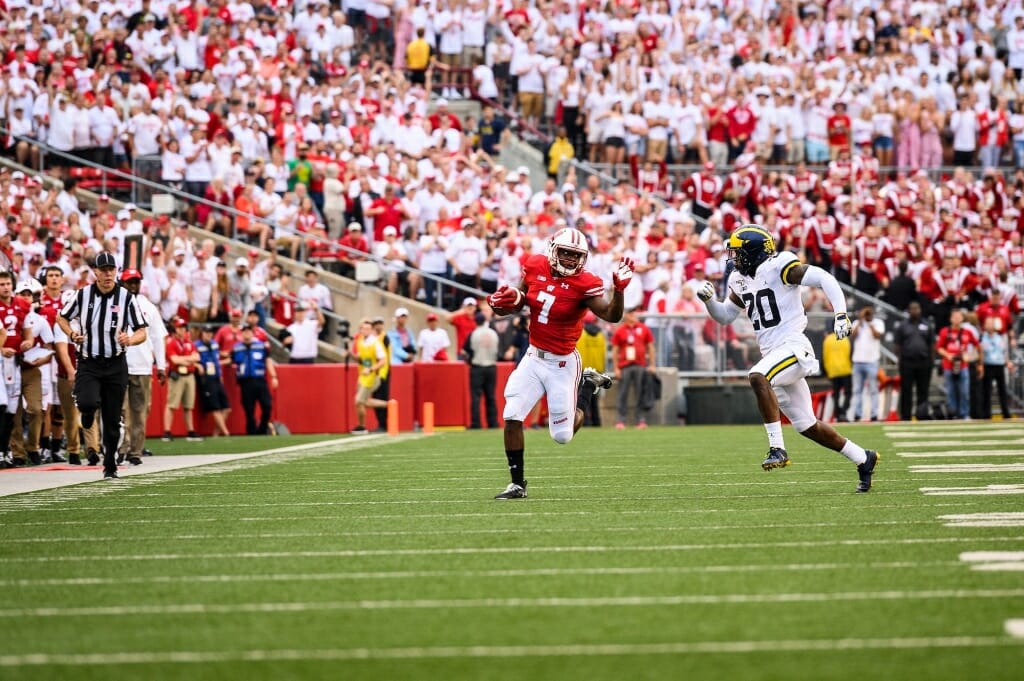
[697,280,716,302]
[834,313,851,340]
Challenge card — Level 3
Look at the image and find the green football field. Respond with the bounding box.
[1,421,1023,680]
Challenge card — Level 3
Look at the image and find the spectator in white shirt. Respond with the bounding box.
[417,312,452,362]
[285,302,325,364]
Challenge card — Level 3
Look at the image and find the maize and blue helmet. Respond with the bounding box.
[727,225,776,277]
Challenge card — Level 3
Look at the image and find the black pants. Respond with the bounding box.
[372,373,390,430]
[969,365,984,419]
[238,377,272,435]
[982,364,1011,419]
[76,356,129,474]
[899,360,932,421]
[470,365,497,429]
[831,375,852,420]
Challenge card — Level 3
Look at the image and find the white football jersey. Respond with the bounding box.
[727,251,807,355]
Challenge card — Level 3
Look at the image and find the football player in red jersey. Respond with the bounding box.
[486,228,635,499]
[0,271,33,468]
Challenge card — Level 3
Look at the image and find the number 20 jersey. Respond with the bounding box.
[522,254,605,355]
[727,251,807,356]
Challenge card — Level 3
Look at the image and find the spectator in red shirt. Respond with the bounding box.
[365,184,407,241]
[827,102,852,159]
[936,309,979,419]
[163,319,202,442]
[610,308,656,429]
[976,289,1014,336]
[336,222,371,280]
[726,100,757,162]
[446,297,480,360]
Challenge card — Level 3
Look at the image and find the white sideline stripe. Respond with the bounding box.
[2,536,1021,564]
[0,636,1017,666]
[3,589,1023,619]
[0,500,988,528]
[909,464,1024,473]
[0,561,954,588]
[921,485,1024,496]
[960,552,1024,562]
[898,451,1024,458]
[884,425,1023,433]
[1007,620,1024,638]
[948,521,1024,527]
[892,439,1024,447]
[941,513,1024,521]
[0,520,938,544]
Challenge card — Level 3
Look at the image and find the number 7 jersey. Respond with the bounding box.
[727,251,808,355]
[522,254,606,355]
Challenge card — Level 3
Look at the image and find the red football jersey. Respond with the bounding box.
[0,296,29,351]
[39,292,62,329]
[522,254,604,355]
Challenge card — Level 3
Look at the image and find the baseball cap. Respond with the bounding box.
[93,252,117,269]
[248,248,259,257]
[173,318,188,328]
[371,316,385,325]
[120,268,143,281]
[15,280,32,293]
[462,297,477,307]
[235,257,248,268]
[347,222,362,232]
[383,226,398,237]
[426,312,439,322]
[394,307,409,317]
[116,209,130,220]
[230,308,243,317]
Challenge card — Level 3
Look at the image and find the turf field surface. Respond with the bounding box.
[0,422,1022,681]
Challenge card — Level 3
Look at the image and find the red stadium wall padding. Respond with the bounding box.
[413,361,470,427]
[146,361,499,436]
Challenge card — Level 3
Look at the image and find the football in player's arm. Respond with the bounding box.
[698,225,879,493]
[484,228,635,499]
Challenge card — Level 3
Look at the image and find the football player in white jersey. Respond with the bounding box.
[698,225,880,493]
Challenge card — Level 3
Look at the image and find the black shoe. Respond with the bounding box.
[26,451,41,466]
[142,449,153,457]
[87,450,100,466]
[50,450,67,463]
[856,450,880,493]
[494,480,528,499]
[116,451,126,464]
[11,456,26,468]
[350,427,369,435]
[186,432,204,442]
[68,454,81,466]
[762,447,790,471]
[161,432,173,442]
[127,456,143,466]
[103,470,119,480]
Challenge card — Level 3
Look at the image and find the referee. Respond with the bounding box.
[57,253,148,479]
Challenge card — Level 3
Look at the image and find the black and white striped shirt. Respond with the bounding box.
[59,283,148,360]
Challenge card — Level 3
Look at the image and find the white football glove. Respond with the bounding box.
[834,312,852,340]
[612,257,635,291]
[697,280,716,302]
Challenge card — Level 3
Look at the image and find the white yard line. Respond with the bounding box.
[2,535,1021,564]
[0,636,1018,666]
[2,588,1023,619]
[0,500,988,528]
[1007,620,1024,638]
[0,560,957,588]
[0,519,938,544]
[972,563,1024,571]
[960,552,1024,562]
[921,485,1024,496]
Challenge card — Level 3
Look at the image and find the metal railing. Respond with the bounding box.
[576,162,1017,183]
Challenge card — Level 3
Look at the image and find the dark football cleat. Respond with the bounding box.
[856,450,880,493]
[87,450,100,466]
[68,454,82,466]
[50,450,67,463]
[27,451,41,466]
[127,456,143,466]
[103,470,119,480]
[494,481,528,499]
[582,367,613,393]
[762,447,790,471]
[116,451,126,465]
[11,456,26,468]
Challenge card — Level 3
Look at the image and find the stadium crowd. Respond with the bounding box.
[0,0,1020,451]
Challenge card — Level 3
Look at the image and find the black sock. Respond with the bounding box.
[577,380,594,418]
[0,411,12,453]
[373,407,387,429]
[505,449,524,485]
[40,436,50,452]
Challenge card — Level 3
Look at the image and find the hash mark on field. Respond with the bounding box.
[0,636,1019,666]
[898,451,1024,458]
[940,512,1024,527]
[892,439,1024,448]
[909,464,1024,473]
[2,589,1023,619]
[1007,620,1024,637]
[0,561,958,588]
[1,536,1022,563]
[921,485,1024,496]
